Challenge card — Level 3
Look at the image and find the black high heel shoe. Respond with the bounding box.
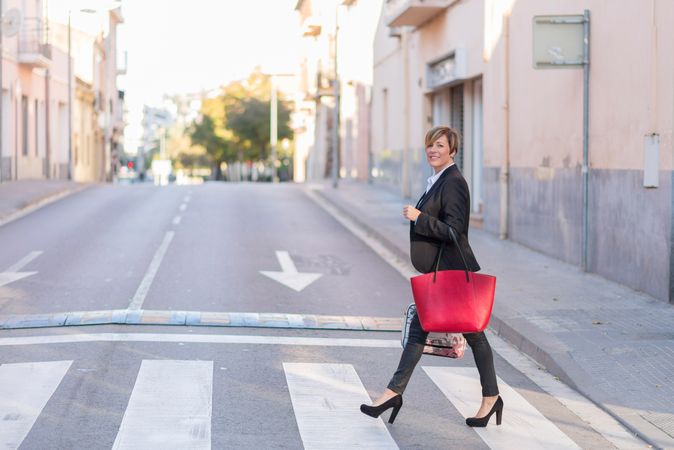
[360,394,403,424]
[466,396,503,427]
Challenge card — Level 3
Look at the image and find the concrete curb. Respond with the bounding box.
[0,309,403,332]
[0,184,91,228]
[311,185,666,449]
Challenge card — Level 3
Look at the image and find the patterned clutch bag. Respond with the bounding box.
[401,303,466,358]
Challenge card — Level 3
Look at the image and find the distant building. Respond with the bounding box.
[293,0,382,183]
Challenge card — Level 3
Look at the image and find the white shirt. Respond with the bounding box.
[425,163,455,194]
[415,162,454,225]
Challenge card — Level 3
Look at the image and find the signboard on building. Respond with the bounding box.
[533,15,585,68]
[426,48,466,90]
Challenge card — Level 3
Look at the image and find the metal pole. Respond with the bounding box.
[45,0,50,179]
[581,9,590,271]
[270,74,278,183]
[331,4,339,189]
[67,10,72,180]
[401,29,410,198]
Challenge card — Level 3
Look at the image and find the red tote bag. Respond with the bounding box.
[411,228,496,333]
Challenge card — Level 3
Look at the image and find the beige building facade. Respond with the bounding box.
[293,0,381,183]
[372,0,674,302]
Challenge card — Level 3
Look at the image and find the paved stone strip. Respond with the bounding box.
[0,310,403,332]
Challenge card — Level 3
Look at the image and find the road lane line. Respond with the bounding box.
[172,215,182,225]
[128,231,175,310]
[179,203,187,212]
[183,196,190,202]
[284,363,398,449]
[0,360,73,448]
[113,360,212,449]
[0,333,401,348]
[423,366,581,450]
[5,251,42,272]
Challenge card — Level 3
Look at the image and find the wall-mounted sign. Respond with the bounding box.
[533,15,586,69]
[426,48,466,90]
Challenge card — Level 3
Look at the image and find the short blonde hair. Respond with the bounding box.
[424,126,460,157]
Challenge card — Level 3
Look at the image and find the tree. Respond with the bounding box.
[188,115,232,180]
[226,96,293,161]
[187,67,294,181]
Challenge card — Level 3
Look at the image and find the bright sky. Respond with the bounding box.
[119,0,302,151]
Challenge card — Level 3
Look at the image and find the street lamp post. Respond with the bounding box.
[270,74,278,183]
[267,72,293,183]
[67,10,71,180]
[331,4,340,189]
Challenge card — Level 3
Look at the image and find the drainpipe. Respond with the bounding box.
[401,29,411,199]
[499,13,510,240]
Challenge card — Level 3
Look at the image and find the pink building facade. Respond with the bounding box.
[372,0,674,302]
[0,0,124,183]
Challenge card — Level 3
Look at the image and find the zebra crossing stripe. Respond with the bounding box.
[284,363,398,449]
[112,360,213,450]
[0,360,73,449]
[423,366,582,450]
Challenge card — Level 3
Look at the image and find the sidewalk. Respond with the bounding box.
[0,180,89,227]
[312,180,674,449]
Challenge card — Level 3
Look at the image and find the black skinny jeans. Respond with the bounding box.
[387,312,499,397]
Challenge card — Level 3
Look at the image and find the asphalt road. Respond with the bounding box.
[0,182,641,449]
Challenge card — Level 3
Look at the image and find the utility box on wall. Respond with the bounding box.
[643,133,659,188]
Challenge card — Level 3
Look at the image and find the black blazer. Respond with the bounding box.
[410,164,480,274]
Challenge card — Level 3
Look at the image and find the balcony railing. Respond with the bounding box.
[18,18,51,68]
[385,0,452,28]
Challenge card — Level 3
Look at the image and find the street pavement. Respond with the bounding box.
[313,180,674,450]
[0,180,660,449]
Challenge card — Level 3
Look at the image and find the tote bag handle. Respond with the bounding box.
[432,227,470,283]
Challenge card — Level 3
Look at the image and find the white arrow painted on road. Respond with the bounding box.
[0,251,42,288]
[260,251,322,292]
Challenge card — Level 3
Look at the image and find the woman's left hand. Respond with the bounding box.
[403,205,421,222]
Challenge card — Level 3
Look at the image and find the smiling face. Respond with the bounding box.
[425,134,454,173]
[424,126,460,174]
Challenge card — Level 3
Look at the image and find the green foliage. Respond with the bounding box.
[188,68,294,179]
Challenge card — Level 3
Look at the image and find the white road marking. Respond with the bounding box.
[5,251,42,272]
[284,363,398,449]
[172,215,182,225]
[127,231,175,310]
[260,250,323,292]
[113,360,212,449]
[423,366,581,450]
[179,203,187,212]
[0,360,73,448]
[0,251,42,289]
[0,333,401,349]
[485,330,645,449]
[183,196,191,202]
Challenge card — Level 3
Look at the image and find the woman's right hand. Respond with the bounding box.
[403,205,421,222]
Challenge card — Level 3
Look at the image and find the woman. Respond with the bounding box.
[360,125,503,427]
